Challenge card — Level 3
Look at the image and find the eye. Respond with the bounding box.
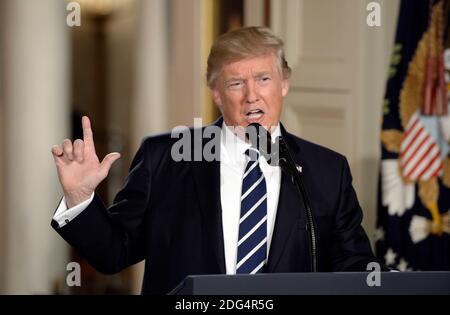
[227,81,243,89]
[260,76,271,83]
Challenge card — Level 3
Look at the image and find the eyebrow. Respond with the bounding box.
[224,72,271,85]
[224,77,244,85]
[253,71,271,77]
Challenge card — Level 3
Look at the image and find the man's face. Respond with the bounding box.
[212,54,289,133]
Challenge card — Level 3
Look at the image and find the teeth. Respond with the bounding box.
[247,109,263,115]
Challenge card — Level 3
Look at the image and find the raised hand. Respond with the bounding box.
[51,116,121,208]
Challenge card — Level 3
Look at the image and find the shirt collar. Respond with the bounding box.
[220,121,281,165]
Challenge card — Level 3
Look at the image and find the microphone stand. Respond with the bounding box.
[276,137,318,272]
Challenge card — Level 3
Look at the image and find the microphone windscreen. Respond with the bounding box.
[245,123,272,155]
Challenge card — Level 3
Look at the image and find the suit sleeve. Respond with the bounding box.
[51,139,152,274]
[330,156,387,271]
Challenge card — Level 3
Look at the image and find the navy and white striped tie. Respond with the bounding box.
[236,149,267,274]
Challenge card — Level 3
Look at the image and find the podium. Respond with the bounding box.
[170,272,450,295]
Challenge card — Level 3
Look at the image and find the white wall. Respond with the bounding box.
[265,0,399,246]
[355,0,400,245]
[0,0,5,292]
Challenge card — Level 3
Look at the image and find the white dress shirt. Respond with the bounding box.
[53,123,282,275]
[220,123,281,274]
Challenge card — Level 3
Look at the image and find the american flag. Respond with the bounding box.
[399,112,443,181]
[376,0,450,271]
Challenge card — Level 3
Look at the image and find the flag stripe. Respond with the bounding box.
[405,143,439,179]
[401,130,428,167]
[402,136,434,175]
[416,151,442,179]
[400,117,420,152]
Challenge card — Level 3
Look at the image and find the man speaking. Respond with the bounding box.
[51,27,385,294]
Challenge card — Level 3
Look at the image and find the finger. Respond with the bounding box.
[82,116,96,152]
[51,145,65,164]
[73,139,85,163]
[51,145,63,157]
[62,139,74,161]
[52,144,72,165]
[100,152,121,176]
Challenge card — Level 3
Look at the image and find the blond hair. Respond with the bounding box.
[206,26,292,87]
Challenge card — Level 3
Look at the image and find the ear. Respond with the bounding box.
[281,79,289,97]
[212,87,223,107]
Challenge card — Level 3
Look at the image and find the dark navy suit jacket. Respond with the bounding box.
[52,118,385,294]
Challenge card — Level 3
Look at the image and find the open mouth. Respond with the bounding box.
[245,109,265,121]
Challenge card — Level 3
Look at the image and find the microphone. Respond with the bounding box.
[244,123,297,172]
[245,123,318,272]
[245,123,277,164]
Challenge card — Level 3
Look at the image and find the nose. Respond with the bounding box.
[245,81,259,104]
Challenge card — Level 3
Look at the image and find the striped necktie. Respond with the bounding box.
[236,148,267,274]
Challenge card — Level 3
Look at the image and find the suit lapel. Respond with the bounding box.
[266,171,305,271]
[266,125,307,272]
[190,120,307,274]
[191,118,226,274]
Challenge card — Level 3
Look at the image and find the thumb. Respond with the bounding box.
[100,152,121,174]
